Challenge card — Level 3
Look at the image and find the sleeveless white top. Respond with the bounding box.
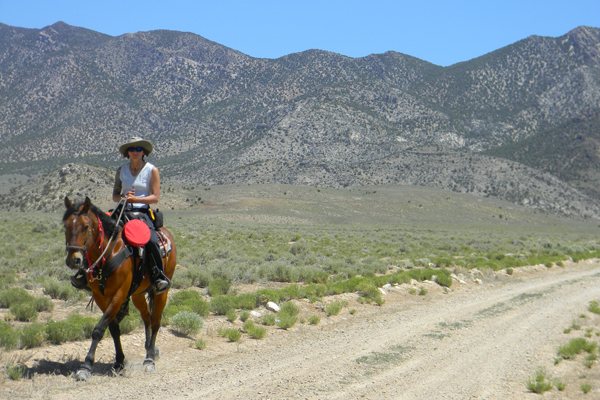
[120,161,155,209]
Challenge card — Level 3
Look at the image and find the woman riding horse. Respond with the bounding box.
[64,137,176,380]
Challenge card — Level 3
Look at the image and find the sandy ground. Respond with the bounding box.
[3,261,600,400]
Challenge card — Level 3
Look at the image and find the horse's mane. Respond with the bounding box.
[63,201,119,237]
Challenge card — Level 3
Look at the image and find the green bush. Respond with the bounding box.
[261,313,276,326]
[326,301,347,317]
[0,320,19,350]
[167,290,210,317]
[280,301,300,317]
[243,320,267,339]
[276,314,297,330]
[239,310,251,322]
[226,309,237,322]
[308,315,320,325]
[43,279,78,301]
[20,323,46,349]
[0,288,33,308]
[207,278,231,297]
[210,295,233,315]
[119,314,140,335]
[226,328,242,342]
[525,367,553,394]
[45,313,98,344]
[170,311,204,336]
[10,302,38,322]
[230,293,258,310]
[557,338,597,359]
[6,364,26,380]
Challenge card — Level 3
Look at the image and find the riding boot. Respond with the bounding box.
[70,271,91,292]
[147,245,171,295]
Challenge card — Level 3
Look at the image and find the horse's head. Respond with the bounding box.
[63,196,99,270]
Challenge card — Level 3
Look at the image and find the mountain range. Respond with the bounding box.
[0,22,599,219]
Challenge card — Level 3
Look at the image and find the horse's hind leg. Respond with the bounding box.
[132,294,155,370]
[142,292,169,372]
[108,321,125,373]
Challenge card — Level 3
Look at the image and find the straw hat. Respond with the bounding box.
[118,137,153,156]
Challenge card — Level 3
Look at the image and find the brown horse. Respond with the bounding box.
[63,196,177,381]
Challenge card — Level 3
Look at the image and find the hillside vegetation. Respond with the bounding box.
[0,23,599,219]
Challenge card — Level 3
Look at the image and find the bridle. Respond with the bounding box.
[65,200,126,276]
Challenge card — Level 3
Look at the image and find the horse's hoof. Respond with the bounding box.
[143,362,156,373]
[74,369,90,381]
[112,362,125,375]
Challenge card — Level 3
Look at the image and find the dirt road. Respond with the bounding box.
[4,261,600,399]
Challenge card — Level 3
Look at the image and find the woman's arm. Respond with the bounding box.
[112,167,123,202]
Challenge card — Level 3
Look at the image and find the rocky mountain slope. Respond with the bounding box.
[0,22,599,218]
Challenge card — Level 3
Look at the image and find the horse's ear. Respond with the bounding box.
[65,197,72,208]
[83,196,92,213]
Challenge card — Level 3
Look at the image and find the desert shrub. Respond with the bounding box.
[589,300,600,315]
[356,281,382,304]
[43,279,78,301]
[0,287,33,308]
[580,382,592,394]
[35,296,54,312]
[210,295,233,315]
[170,311,204,336]
[525,367,553,394]
[308,315,320,325]
[119,314,140,335]
[207,278,230,296]
[243,320,267,339]
[194,338,206,350]
[256,289,280,305]
[326,301,347,317]
[20,323,46,349]
[230,293,258,310]
[0,320,19,350]
[6,364,25,380]
[226,309,237,322]
[226,328,242,342]
[45,313,98,344]
[276,314,298,330]
[171,269,193,289]
[261,313,276,326]
[557,338,597,359]
[0,268,16,289]
[280,301,300,317]
[167,290,210,317]
[10,302,38,322]
[239,310,251,322]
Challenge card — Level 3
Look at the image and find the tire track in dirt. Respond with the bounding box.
[7,262,600,400]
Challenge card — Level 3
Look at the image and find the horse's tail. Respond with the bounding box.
[147,292,154,315]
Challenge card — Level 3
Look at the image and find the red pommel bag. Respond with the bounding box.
[123,219,151,247]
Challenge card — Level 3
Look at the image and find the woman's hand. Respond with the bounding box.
[122,190,136,203]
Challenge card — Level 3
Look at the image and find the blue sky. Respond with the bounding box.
[2,0,599,66]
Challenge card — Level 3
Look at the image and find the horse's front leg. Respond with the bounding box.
[75,294,127,381]
[75,312,112,381]
[108,320,125,373]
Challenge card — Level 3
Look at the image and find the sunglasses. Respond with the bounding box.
[127,147,144,153]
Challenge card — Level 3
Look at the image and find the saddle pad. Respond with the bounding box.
[123,219,151,246]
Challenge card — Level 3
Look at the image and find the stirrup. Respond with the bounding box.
[71,272,91,292]
[153,278,171,295]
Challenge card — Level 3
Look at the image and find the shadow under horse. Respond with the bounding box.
[63,196,177,381]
